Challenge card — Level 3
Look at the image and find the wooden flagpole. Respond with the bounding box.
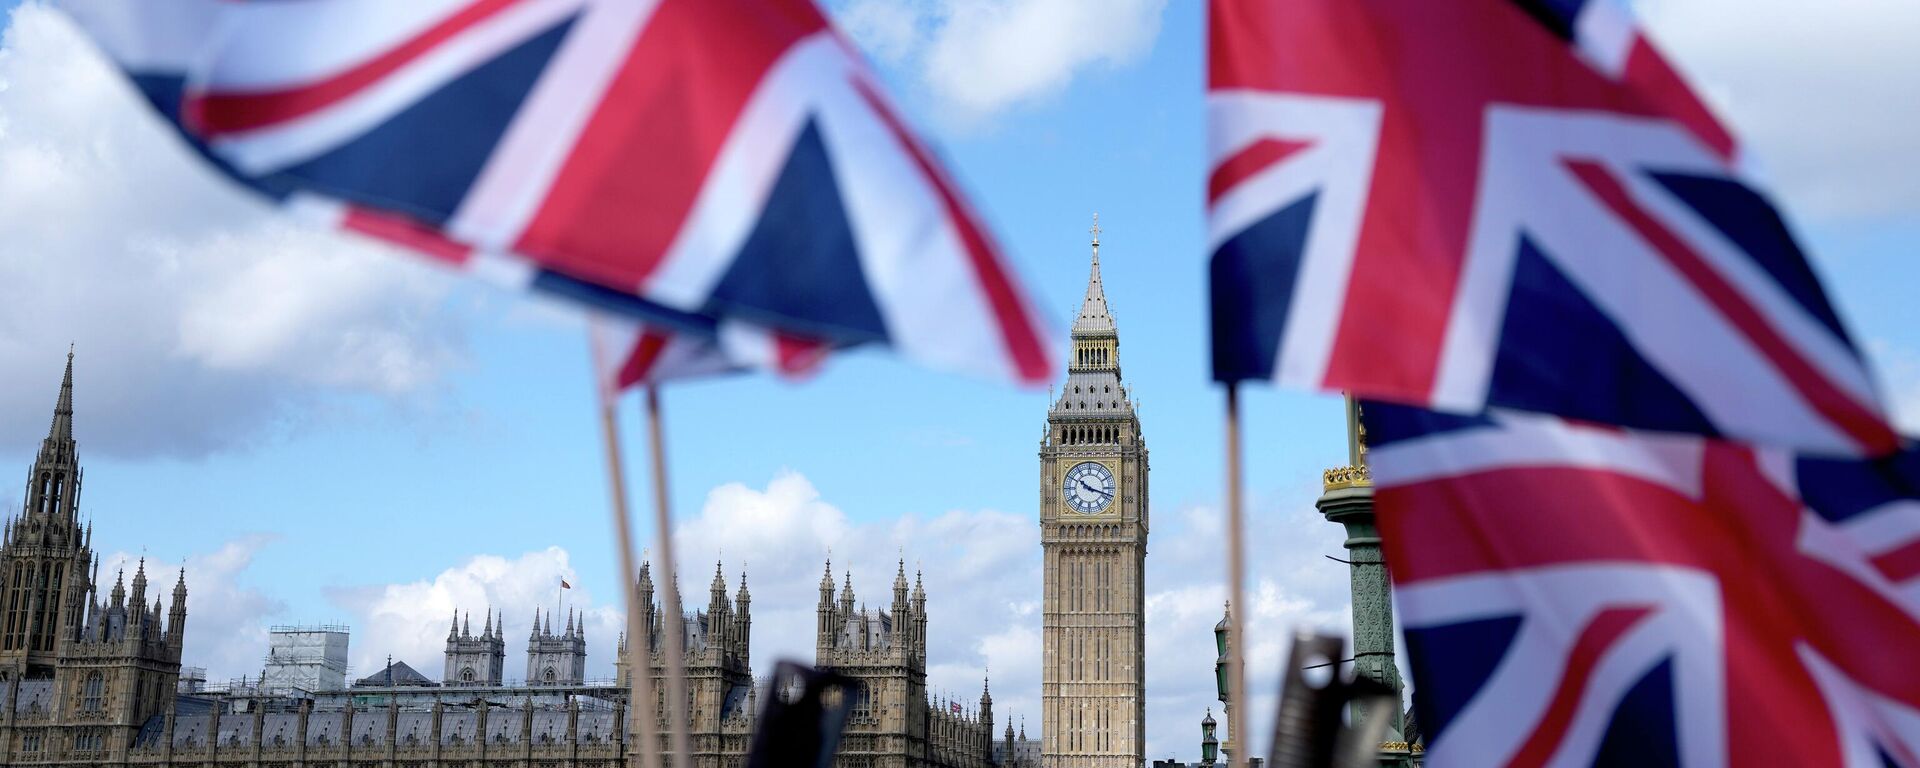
[596,392,663,768]
[643,386,695,768]
[1224,383,1251,768]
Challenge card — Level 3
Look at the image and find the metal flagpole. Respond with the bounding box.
[595,387,663,768]
[1223,383,1251,768]
[643,386,695,768]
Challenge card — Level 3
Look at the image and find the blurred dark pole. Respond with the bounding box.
[1269,632,1398,768]
[746,661,858,768]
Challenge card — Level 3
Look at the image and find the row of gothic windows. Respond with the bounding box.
[36,471,65,516]
[1061,426,1120,445]
[2,561,64,652]
[72,728,105,751]
[1075,347,1111,367]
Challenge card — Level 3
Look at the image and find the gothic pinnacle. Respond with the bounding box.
[47,346,75,446]
[1073,214,1116,335]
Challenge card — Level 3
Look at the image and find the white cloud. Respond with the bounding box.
[0,4,466,459]
[834,0,1167,123]
[837,0,923,66]
[1634,0,1920,222]
[327,470,1359,759]
[325,547,623,685]
[100,535,287,684]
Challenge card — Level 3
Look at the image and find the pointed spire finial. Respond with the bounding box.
[1072,216,1116,336]
[48,346,76,446]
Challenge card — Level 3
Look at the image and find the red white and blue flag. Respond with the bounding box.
[1367,403,1920,766]
[1207,0,1894,454]
[63,0,1054,388]
[587,314,830,393]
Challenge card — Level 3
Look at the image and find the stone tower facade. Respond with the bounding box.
[443,608,505,686]
[0,351,187,764]
[615,559,756,767]
[814,559,993,768]
[1041,220,1148,768]
[525,607,586,685]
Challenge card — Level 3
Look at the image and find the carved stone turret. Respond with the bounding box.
[445,605,506,686]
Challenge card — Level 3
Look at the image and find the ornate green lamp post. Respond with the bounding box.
[1319,396,1415,763]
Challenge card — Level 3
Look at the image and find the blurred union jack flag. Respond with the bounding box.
[1207,0,1894,454]
[1367,403,1920,766]
[63,0,1053,389]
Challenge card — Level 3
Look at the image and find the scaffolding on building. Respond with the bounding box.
[260,624,351,695]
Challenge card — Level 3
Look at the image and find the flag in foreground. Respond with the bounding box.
[64,0,1053,388]
[1207,0,1892,454]
[587,314,830,393]
[1366,403,1920,766]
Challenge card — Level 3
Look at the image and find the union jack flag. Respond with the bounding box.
[63,0,1053,388]
[587,314,829,393]
[1367,403,1920,766]
[1207,0,1894,454]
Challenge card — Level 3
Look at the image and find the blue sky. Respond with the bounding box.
[2,0,1918,758]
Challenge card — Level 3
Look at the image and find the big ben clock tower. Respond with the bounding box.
[1041,217,1147,768]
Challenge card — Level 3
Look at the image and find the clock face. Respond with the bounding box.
[1062,462,1116,514]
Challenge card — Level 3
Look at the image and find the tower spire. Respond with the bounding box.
[49,345,75,446]
[1073,214,1116,335]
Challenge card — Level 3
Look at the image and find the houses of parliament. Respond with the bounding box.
[0,230,1328,767]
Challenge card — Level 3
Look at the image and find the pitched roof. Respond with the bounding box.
[354,660,437,688]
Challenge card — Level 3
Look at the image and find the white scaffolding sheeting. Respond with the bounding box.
[262,625,351,694]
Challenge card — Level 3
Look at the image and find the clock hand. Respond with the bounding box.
[1078,479,1105,495]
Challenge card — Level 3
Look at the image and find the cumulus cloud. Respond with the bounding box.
[1635,0,1920,222]
[325,547,623,685]
[0,4,466,459]
[99,535,287,684]
[833,0,1167,123]
[330,469,1357,758]
[668,470,1043,711]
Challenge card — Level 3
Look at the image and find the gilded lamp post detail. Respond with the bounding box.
[1317,397,1406,747]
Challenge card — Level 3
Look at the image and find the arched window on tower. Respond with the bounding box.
[543,667,556,684]
[82,672,103,712]
[461,667,476,683]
